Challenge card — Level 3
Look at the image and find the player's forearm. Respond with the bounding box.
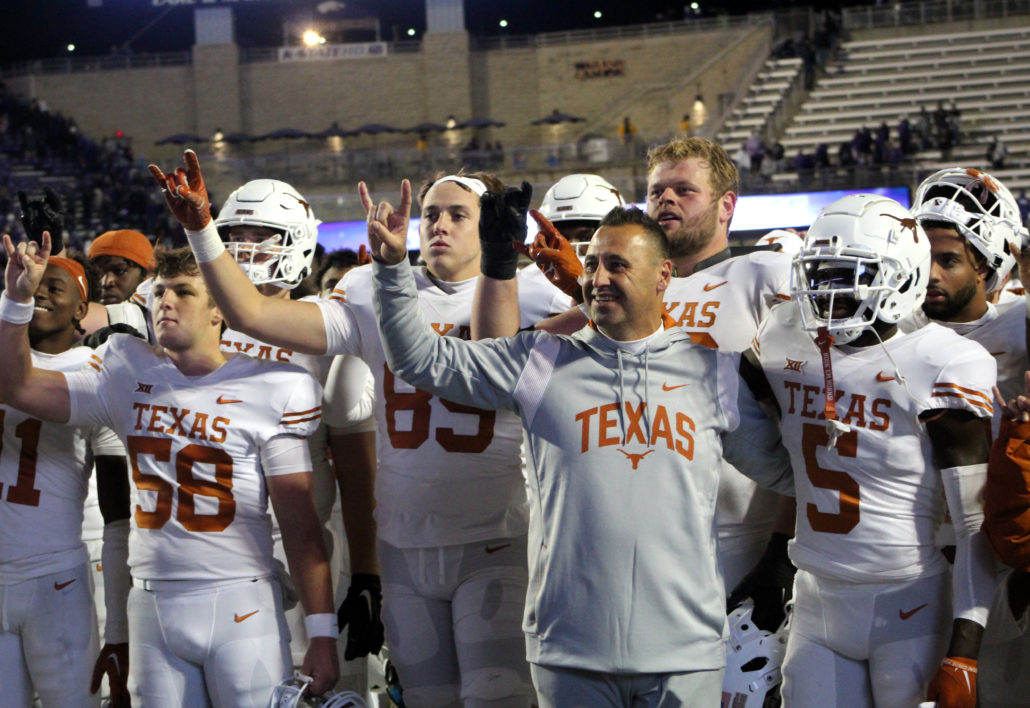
[330,430,379,575]
[945,617,985,660]
[281,511,335,615]
[534,304,589,335]
[471,275,520,339]
[189,230,328,354]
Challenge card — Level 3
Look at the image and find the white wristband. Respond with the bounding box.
[184,222,225,263]
[303,612,339,639]
[0,292,35,324]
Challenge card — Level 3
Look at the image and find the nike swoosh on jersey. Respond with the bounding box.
[485,544,511,554]
[899,603,928,620]
[662,383,689,391]
[54,579,76,591]
[703,280,728,291]
[876,372,895,382]
[217,395,243,404]
[234,610,260,623]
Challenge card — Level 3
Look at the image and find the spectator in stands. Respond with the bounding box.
[987,137,1008,170]
[916,106,932,150]
[1017,189,1029,227]
[898,115,914,155]
[793,148,814,188]
[838,141,856,168]
[732,141,750,174]
[746,130,765,175]
[767,140,785,173]
[87,229,155,305]
[813,143,830,171]
[948,100,962,144]
[679,113,692,136]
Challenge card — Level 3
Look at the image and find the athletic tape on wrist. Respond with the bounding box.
[304,612,339,639]
[0,292,35,324]
[184,222,225,263]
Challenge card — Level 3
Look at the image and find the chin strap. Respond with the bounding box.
[815,326,851,449]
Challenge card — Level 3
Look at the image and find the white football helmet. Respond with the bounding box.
[791,194,930,345]
[722,601,789,708]
[217,179,320,289]
[755,230,804,256]
[267,672,367,708]
[538,174,625,224]
[912,167,1024,292]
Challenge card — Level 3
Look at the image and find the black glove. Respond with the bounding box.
[726,532,796,632]
[478,182,533,280]
[18,187,65,254]
[336,573,384,661]
[81,323,147,349]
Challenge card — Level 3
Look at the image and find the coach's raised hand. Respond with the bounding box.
[148,149,212,231]
[359,179,411,265]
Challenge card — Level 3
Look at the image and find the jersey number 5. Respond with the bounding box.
[128,436,235,532]
[383,367,495,453]
[802,422,860,534]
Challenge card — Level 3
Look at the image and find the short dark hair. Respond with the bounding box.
[598,206,671,260]
[919,218,988,270]
[154,247,201,279]
[315,248,360,285]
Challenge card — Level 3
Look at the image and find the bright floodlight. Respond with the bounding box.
[499,19,508,27]
[67,44,76,52]
[594,11,602,18]
[407,28,415,36]
[690,2,700,9]
[302,30,321,47]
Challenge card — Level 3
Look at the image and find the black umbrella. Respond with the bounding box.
[531,110,586,126]
[355,123,399,135]
[220,132,256,144]
[155,132,209,146]
[457,117,506,129]
[256,127,313,141]
[404,121,449,134]
[317,122,357,138]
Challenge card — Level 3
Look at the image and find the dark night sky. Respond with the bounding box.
[1,0,854,64]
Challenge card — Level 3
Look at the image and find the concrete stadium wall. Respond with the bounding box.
[5,24,768,163]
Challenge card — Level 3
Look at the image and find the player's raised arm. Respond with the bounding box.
[148,150,328,354]
[470,183,532,339]
[0,232,72,422]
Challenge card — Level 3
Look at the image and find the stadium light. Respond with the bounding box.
[594,11,602,19]
[302,30,322,47]
[407,28,415,36]
[67,44,76,52]
[499,19,508,28]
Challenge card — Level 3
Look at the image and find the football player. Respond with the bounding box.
[0,238,339,706]
[148,150,566,706]
[0,254,130,707]
[743,194,997,708]
[214,178,380,693]
[901,168,1030,708]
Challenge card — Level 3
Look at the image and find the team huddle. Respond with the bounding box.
[1,136,1029,708]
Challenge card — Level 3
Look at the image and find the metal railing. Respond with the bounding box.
[0,51,190,78]
[239,40,421,64]
[842,0,1030,30]
[471,13,772,51]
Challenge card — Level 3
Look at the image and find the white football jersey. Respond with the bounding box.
[755,304,996,583]
[900,299,1029,405]
[318,265,556,548]
[64,335,323,582]
[665,250,792,557]
[1,347,123,584]
[517,264,577,323]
